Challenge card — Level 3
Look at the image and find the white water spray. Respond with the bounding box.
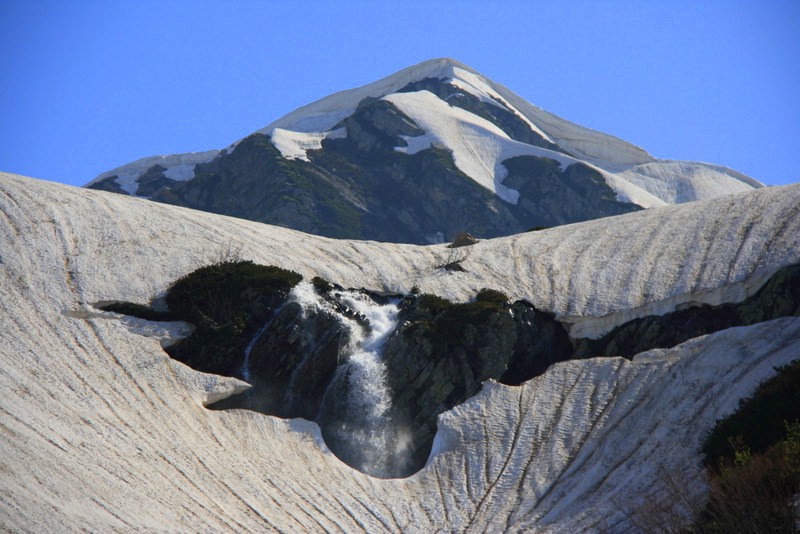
[289,282,407,476]
[335,289,397,424]
[241,320,271,383]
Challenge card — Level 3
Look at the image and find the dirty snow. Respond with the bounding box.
[2,172,799,531]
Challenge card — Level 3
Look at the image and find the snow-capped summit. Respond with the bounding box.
[259,57,638,168]
[87,58,762,243]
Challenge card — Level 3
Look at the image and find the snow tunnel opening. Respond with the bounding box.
[93,260,800,479]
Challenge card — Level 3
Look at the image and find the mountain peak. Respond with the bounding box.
[393,57,476,79]
[86,58,762,244]
[257,57,487,135]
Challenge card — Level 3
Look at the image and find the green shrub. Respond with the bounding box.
[312,276,333,295]
[415,294,452,315]
[403,290,511,349]
[166,260,301,324]
[475,288,509,307]
[102,261,303,377]
[703,359,800,468]
[694,360,800,532]
[697,435,799,533]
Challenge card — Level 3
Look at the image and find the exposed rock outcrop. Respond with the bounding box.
[213,301,348,421]
[572,263,800,359]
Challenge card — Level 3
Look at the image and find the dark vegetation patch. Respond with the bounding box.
[693,360,800,533]
[87,175,126,195]
[134,165,178,197]
[311,276,333,295]
[101,261,302,377]
[703,359,800,469]
[153,133,366,239]
[502,156,642,226]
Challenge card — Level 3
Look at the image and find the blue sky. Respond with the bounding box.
[1,0,798,187]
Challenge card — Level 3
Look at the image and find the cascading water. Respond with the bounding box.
[240,312,280,384]
[289,282,408,477]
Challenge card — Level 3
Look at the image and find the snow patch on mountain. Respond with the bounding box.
[619,160,765,203]
[260,58,488,135]
[162,163,197,181]
[595,167,668,207]
[386,90,524,204]
[87,150,219,194]
[269,127,346,162]
[385,90,665,208]
[447,66,552,140]
[488,82,655,170]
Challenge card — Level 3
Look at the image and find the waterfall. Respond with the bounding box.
[335,289,397,425]
[241,314,277,383]
[333,290,405,477]
[289,282,406,477]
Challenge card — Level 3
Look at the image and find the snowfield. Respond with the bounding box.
[1,172,799,532]
[86,149,220,195]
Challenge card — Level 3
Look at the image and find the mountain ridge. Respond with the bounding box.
[86,58,761,244]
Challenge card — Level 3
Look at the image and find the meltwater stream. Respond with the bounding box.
[290,282,409,477]
[240,308,283,384]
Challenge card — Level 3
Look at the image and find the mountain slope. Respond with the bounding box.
[86,58,761,243]
[2,172,797,531]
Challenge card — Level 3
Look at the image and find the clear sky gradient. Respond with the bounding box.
[1,0,798,187]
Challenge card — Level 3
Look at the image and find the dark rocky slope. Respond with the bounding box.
[89,95,641,244]
[572,263,800,359]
